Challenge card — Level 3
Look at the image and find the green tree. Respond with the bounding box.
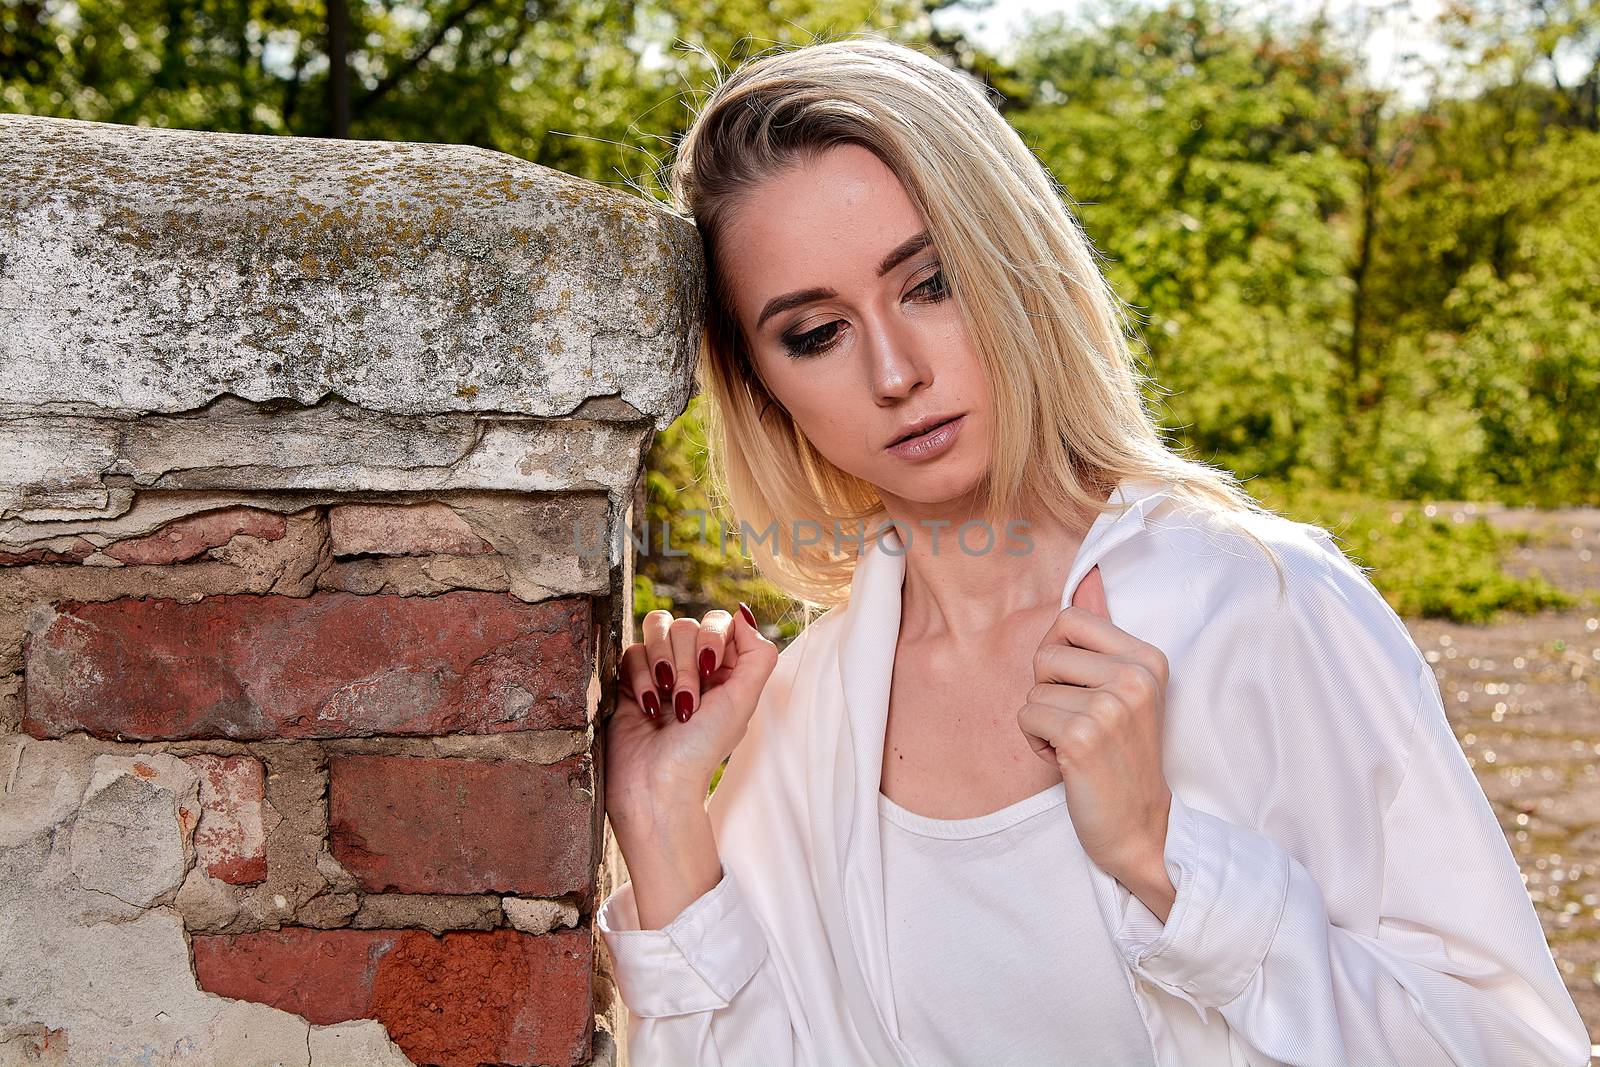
[1009,0,1359,482]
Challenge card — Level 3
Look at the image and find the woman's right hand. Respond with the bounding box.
[604,602,779,819]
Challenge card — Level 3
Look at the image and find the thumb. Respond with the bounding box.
[718,605,779,717]
[1070,563,1110,621]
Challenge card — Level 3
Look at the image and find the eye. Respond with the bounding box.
[778,266,951,359]
[910,267,950,302]
[782,321,841,358]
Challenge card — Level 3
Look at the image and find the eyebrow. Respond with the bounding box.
[753,229,934,332]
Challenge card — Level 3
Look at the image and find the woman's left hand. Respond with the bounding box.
[1018,563,1174,895]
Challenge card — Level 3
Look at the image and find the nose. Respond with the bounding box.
[865,320,932,405]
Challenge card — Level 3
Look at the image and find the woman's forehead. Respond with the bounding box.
[721,148,929,318]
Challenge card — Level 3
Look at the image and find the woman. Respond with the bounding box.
[595,34,1590,1067]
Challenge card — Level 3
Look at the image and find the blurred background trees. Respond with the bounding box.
[4,0,1595,626]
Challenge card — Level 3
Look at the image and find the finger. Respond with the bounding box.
[715,601,779,713]
[1032,642,1121,689]
[716,601,758,674]
[1049,566,1168,685]
[1024,681,1122,721]
[1018,701,1104,765]
[1071,564,1110,619]
[619,642,661,720]
[642,609,677,693]
[1035,657,1162,733]
[1037,615,1168,695]
[1036,607,1135,659]
[1037,609,1144,664]
[696,609,734,681]
[1017,700,1069,763]
[668,616,702,722]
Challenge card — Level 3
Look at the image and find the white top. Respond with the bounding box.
[597,477,1590,1067]
[877,781,1158,1067]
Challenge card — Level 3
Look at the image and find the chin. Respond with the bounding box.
[880,465,989,507]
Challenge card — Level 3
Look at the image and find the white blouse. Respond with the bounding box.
[596,476,1591,1067]
[877,780,1158,1067]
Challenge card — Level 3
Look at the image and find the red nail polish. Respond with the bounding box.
[642,689,660,719]
[738,602,756,629]
[655,661,673,690]
[675,690,693,722]
[700,648,716,676]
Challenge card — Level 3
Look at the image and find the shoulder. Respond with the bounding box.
[1146,495,1430,710]
[1151,495,1431,743]
[1147,495,1345,597]
[1149,496,1403,649]
[1145,500,1433,822]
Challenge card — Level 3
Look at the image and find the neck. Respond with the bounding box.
[881,490,1104,645]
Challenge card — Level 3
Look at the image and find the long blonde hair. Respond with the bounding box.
[663,33,1304,610]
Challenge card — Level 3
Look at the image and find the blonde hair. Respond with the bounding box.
[662,32,1305,610]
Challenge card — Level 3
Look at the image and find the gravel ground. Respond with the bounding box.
[1399,501,1600,1050]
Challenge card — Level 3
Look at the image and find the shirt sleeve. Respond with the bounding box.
[1111,610,1591,1064]
[596,862,803,1067]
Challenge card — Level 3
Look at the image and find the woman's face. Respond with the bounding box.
[718,143,994,513]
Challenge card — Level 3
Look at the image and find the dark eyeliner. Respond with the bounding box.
[779,265,949,359]
[914,267,949,301]
[782,321,840,358]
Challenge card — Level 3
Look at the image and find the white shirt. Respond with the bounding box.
[597,476,1590,1067]
[877,780,1158,1067]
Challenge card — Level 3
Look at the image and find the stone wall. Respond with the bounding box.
[0,113,702,1067]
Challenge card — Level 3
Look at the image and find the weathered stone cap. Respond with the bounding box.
[0,113,704,431]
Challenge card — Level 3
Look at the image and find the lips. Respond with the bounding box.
[889,414,962,448]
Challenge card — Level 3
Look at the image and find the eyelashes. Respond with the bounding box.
[782,319,841,359]
[780,268,951,359]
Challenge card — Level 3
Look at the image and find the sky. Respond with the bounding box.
[929,0,1581,108]
[638,0,1449,89]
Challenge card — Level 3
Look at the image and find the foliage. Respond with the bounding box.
[1005,0,1600,507]
[1248,478,1576,624]
[1008,0,1359,482]
[0,0,936,186]
[5,0,1595,627]
[633,393,808,643]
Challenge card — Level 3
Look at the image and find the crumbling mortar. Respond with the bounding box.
[2,484,613,562]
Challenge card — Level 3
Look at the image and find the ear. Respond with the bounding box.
[1069,563,1110,620]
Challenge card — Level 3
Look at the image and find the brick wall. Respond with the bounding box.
[0,112,701,1067]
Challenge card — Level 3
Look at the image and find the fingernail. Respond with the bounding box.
[699,648,716,676]
[738,602,756,629]
[642,689,660,719]
[655,661,673,690]
[675,690,694,722]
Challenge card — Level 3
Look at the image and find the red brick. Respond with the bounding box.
[184,754,268,884]
[192,928,389,1025]
[22,592,590,740]
[328,502,495,557]
[0,537,96,566]
[192,927,593,1067]
[103,507,286,565]
[329,754,593,895]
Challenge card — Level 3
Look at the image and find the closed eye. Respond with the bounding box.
[780,267,951,359]
[911,268,949,303]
